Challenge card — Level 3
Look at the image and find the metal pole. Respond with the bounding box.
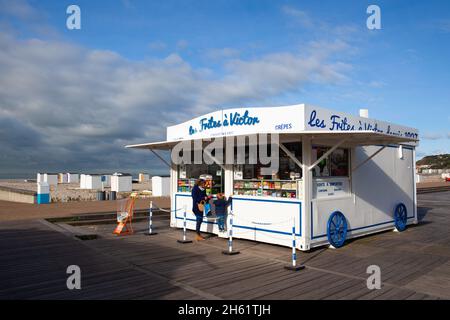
[183,207,187,241]
[149,201,153,233]
[222,211,240,255]
[145,200,158,236]
[177,205,192,243]
[291,225,296,267]
[285,219,304,271]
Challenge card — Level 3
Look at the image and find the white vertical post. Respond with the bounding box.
[302,135,312,251]
[145,200,158,236]
[228,213,233,252]
[291,224,297,267]
[284,218,304,271]
[177,205,192,243]
[149,201,153,233]
[183,205,187,241]
[222,210,240,255]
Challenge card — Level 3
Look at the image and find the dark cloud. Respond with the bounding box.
[0,26,351,174]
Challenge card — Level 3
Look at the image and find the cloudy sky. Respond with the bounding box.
[0,0,449,176]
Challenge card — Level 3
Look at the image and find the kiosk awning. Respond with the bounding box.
[125,140,179,150]
[125,130,418,151]
[305,130,418,147]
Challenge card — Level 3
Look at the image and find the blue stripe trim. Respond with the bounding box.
[374,144,414,150]
[234,224,301,236]
[311,216,416,239]
[231,197,301,204]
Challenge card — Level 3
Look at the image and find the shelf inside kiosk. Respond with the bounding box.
[233,179,298,198]
[177,163,224,195]
[232,142,302,199]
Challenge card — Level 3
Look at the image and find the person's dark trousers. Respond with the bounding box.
[195,213,203,235]
[217,214,225,231]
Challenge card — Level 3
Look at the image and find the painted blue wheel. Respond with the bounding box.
[394,203,407,232]
[327,211,348,248]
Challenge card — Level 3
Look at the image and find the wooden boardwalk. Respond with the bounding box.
[0,191,449,300]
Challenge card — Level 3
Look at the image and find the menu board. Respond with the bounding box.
[313,178,349,199]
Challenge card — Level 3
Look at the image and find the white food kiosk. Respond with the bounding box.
[126,104,419,250]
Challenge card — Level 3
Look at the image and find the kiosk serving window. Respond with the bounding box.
[233,142,302,198]
[178,164,224,195]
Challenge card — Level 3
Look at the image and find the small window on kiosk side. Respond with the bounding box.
[330,148,349,177]
[312,146,349,178]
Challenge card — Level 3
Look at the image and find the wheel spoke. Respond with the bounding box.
[332,216,338,227]
[330,220,337,229]
[335,215,341,226]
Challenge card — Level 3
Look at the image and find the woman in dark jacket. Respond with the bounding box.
[191,179,208,240]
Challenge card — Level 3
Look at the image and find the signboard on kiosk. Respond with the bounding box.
[313,178,350,199]
[167,104,305,141]
[167,104,419,145]
[304,105,419,145]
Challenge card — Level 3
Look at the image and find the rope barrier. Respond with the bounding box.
[151,204,184,213]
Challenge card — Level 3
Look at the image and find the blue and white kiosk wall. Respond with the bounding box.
[126,104,419,251]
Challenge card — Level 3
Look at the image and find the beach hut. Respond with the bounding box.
[67,173,79,184]
[126,104,419,250]
[37,181,50,204]
[36,173,44,183]
[152,176,170,196]
[101,174,111,188]
[85,174,102,190]
[139,173,150,183]
[58,173,69,184]
[44,173,58,186]
[79,174,86,189]
[111,173,132,192]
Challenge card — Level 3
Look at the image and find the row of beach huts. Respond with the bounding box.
[36,172,150,192]
[34,172,169,204]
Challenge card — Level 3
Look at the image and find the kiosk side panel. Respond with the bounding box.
[231,196,303,248]
[309,145,415,247]
[310,197,356,242]
[351,145,415,234]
